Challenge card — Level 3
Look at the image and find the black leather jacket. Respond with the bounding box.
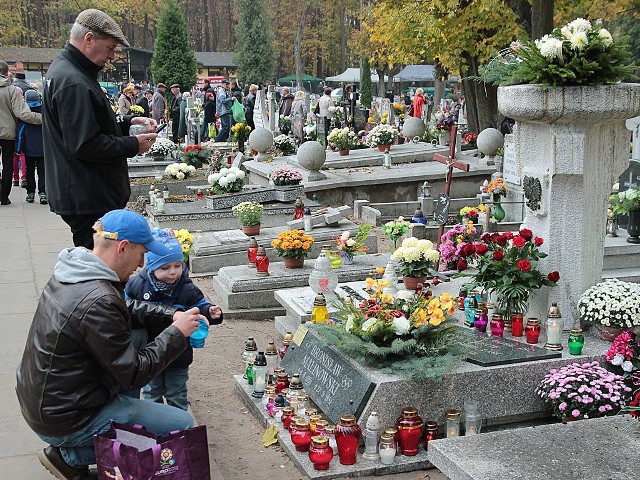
[16,273,187,437]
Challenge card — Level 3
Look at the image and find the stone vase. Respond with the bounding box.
[626,210,640,244]
[242,225,261,236]
[438,130,450,146]
[402,276,427,291]
[283,257,305,269]
[498,83,640,329]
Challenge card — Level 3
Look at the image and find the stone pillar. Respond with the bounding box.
[498,84,640,329]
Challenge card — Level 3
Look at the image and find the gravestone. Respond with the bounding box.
[253,90,268,129]
[618,159,640,191]
[267,85,278,133]
[462,329,562,367]
[502,134,518,184]
[434,193,450,226]
[282,329,376,424]
[626,116,640,160]
[381,98,392,124]
[353,107,368,132]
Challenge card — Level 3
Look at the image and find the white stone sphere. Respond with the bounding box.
[297,141,326,173]
[403,117,426,139]
[249,128,274,153]
[477,128,504,156]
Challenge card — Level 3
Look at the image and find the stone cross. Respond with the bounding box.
[267,85,278,133]
[253,90,268,129]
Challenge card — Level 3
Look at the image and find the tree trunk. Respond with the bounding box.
[339,0,346,72]
[295,2,311,88]
[433,61,447,108]
[531,0,553,39]
[461,53,498,133]
[203,0,211,51]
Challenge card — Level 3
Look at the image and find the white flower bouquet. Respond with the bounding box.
[273,134,297,155]
[208,166,245,194]
[392,237,440,278]
[164,162,196,180]
[146,138,177,158]
[578,279,640,329]
[365,124,399,147]
[327,127,358,151]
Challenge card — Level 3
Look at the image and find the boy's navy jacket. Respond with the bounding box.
[16,101,44,157]
[125,266,223,368]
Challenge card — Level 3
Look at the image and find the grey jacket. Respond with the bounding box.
[0,75,41,140]
[16,247,186,436]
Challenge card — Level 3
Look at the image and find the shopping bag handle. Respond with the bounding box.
[113,441,162,480]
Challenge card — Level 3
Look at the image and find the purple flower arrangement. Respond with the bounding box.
[270,168,303,186]
[536,361,632,420]
[437,222,478,271]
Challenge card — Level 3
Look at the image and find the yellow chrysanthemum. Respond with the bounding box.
[365,277,376,290]
[380,293,393,304]
[413,308,427,327]
[375,267,385,275]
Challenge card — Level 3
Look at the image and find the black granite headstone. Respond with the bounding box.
[618,159,640,191]
[353,107,368,132]
[282,331,375,424]
[462,329,562,367]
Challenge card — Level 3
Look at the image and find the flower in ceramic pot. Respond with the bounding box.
[578,278,640,330]
[270,168,303,186]
[391,237,440,278]
[208,166,245,194]
[164,162,196,180]
[232,201,264,227]
[271,230,314,260]
[327,128,358,151]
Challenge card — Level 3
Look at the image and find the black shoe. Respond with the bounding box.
[1,199,11,205]
[38,446,93,480]
[12,180,18,186]
[39,193,48,205]
[21,180,28,189]
[26,193,35,203]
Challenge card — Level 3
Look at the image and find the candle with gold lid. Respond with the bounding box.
[445,408,461,438]
[396,407,423,456]
[335,415,362,465]
[308,435,333,470]
[568,328,585,355]
[379,433,396,465]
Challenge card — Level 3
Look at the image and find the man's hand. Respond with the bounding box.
[131,116,158,132]
[136,133,158,155]
[172,307,205,337]
[209,305,222,320]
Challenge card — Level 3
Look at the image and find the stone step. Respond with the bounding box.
[602,229,640,270]
[601,267,640,283]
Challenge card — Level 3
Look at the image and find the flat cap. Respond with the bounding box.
[221,79,230,84]
[75,9,130,47]
[157,83,167,89]
[170,83,180,89]
[133,84,142,90]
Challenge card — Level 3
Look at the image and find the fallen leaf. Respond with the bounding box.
[262,423,279,447]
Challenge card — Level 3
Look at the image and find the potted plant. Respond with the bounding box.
[270,168,303,186]
[164,162,196,180]
[456,228,560,321]
[207,166,245,194]
[180,145,211,169]
[333,225,374,265]
[328,128,358,155]
[438,222,478,272]
[365,124,399,151]
[232,201,264,235]
[391,237,440,290]
[606,331,640,379]
[271,229,314,268]
[578,278,640,340]
[610,187,640,243]
[487,177,508,222]
[536,361,631,422]
[382,216,413,253]
[273,134,297,156]
[145,138,177,161]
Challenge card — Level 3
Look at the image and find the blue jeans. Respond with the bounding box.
[142,366,190,411]
[215,113,231,142]
[37,394,194,468]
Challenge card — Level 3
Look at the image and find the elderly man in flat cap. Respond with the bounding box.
[43,9,158,250]
[169,83,182,144]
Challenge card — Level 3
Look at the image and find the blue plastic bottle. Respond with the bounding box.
[189,319,209,348]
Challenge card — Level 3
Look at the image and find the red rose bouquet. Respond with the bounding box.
[456,228,560,318]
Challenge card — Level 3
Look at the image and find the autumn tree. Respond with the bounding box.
[151,0,197,89]
[235,0,276,84]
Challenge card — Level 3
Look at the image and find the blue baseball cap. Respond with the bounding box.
[96,209,171,256]
[145,229,184,272]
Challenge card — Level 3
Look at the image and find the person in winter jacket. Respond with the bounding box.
[0,60,41,205]
[16,90,47,204]
[279,86,294,117]
[411,88,427,119]
[117,84,134,114]
[151,83,167,124]
[214,79,233,142]
[244,84,258,130]
[12,70,36,94]
[125,229,223,410]
[16,209,203,480]
[42,9,158,249]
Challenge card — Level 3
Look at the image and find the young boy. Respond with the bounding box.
[125,229,223,410]
[16,90,46,204]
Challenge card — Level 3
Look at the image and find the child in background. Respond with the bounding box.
[125,229,223,410]
[16,90,46,204]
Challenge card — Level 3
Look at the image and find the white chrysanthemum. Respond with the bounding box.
[237,170,246,179]
[230,166,240,174]
[176,171,185,180]
[416,239,434,252]
[402,237,418,248]
[392,316,410,335]
[361,317,377,332]
[226,173,236,182]
[220,167,229,175]
[219,177,229,187]
[170,166,180,176]
[569,31,589,50]
[165,165,172,174]
[391,248,404,261]
[538,37,565,60]
[567,18,592,33]
[340,231,350,241]
[425,249,441,262]
[207,174,215,184]
[598,28,613,47]
[560,26,572,39]
[403,247,420,262]
[188,165,196,173]
[179,163,188,170]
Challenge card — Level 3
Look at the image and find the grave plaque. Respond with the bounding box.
[282,330,376,423]
[215,230,248,244]
[353,107,368,132]
[434,193,450,226]
[502,136,519,185]
[618,159,640,191]
[462,329,562,367]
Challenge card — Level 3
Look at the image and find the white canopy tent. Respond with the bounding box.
[325,67,389,83]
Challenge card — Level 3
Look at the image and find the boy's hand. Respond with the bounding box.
[209,305,222,320]
[172,307,205,337]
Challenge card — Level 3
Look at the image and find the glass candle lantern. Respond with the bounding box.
[445,409,462,438]
[463,401,482,436]
[155,192,165,214]
[148,184,156,205]
[327,250,342,269]
[289,416,302,435]
[511,313,524,337]
[309,414,322,433]
[384,427,399,456]
[362,412,381,461]
[251,352,268,398]
[379,433,396,465]
[315,419,328,436]
[464,296,478,327]
[247,237,259,266]
[305,408,318,421]
[325,425,338,455]
[255,246,269,276]
[544,303,563,351]
[311,293,330,323]
[196,188,204,201]
[279,331,294,359]
[490,314,505,337]
[568,328,585,355]
[281,407,295,431]
[291,419,312,452]
[276,372,289,393]
[335,415,362,465]
[396,407,424,456]
[241,337,258,379]
[525,318,541,344]
[458,288,467,311]
[162,184,169,199]
[246,361,254,384]
[308,435,333,470]
[272,394,286,424]
[309,251,338,297]
[295,393,309,416]
[423,421,439,449]
[474,307,488,333]
[261,386,276,410]
[264,341,279,381]
[289,373,304,392]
